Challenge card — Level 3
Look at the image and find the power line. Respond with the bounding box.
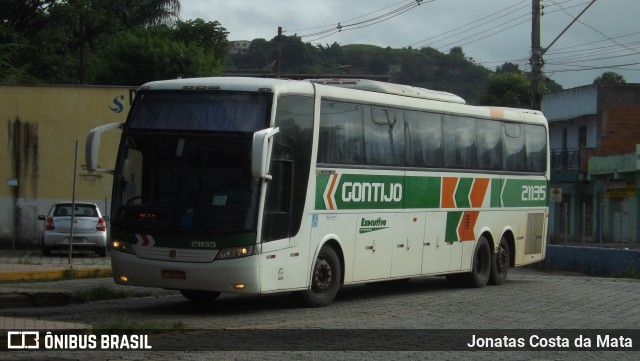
[407,0,529,48]
[283,0,433,43]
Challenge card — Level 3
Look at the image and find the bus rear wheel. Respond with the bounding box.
[490,236,510,285]
[466,236,491,288]
[297,246,341,308]
[180,290,221,303]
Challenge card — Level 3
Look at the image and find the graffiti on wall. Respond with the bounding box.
[7,117,39,199]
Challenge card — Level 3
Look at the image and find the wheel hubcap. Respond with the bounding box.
[497,247,508,272]
[312,257,332,291]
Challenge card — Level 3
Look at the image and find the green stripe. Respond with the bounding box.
[455,178,473,208]
[405,176,441,209]
[315,173,331,209]
[491,178,502,207]
[445,212,462,243]
[314,173,548,210]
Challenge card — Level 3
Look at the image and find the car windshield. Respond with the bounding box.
[54,204,97,217]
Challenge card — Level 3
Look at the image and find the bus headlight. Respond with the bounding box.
[110,240,136,255]
[216,245,255,260]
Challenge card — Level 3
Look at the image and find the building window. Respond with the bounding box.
[578,126,587,147]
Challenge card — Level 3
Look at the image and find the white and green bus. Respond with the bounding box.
[86,77,548,307]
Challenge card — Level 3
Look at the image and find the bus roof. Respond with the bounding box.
[138,77,545,125]
[140,76,314,93]
[307,78,466,105]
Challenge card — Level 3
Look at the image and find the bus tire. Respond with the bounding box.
[180,290,221,303]
[297,246,341,308]
[466,235,491,288]
[489,236,510,285]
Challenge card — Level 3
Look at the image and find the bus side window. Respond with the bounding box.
[404,110,443,168]
[262,142,293,242]
[503,123,526,171]
[476,118,502,170]
[443,115,477,169]
[525,124,547,172]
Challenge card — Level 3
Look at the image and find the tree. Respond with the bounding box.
[496,62,521,74]
[173,19,228,63]
[89,23,225,85]
[0,0,184,84]
[594,71,626,84]
[480,72,531,108]
[119,0,181,27]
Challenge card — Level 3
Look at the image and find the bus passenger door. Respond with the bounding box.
[391,213,424,277]
[352,213,395,282]
[422,212,452,274]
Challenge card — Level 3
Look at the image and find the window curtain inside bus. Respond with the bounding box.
[129,92,270,132]
[318,101,363,164]
[405,110,444,167]
[442,115,477,168]
[364,107,405,165]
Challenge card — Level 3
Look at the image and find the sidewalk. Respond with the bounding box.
[0,249,113,330]
[0,249,112,282]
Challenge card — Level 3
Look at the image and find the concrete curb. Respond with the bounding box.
[0,292,75,308]
[0,268,112,282]
[540,244,640,275]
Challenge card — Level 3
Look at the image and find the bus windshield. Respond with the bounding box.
[128,90,271,132]
[112,133,259,234]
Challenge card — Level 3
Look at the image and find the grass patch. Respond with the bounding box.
[63,268,112,280]
[73,285,151,302]
[615,266,640,280]
[17,258,41,265]
[92,315,185,335]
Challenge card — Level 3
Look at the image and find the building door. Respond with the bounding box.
[555,193,571,241]
[578,194,593,242]
[610,198,629,243]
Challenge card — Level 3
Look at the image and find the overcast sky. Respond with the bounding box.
[181,0,640,89]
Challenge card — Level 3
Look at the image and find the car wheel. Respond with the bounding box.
[96,246,107,257]
[41,238,52,257]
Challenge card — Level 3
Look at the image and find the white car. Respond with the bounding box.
[38,202,109,257]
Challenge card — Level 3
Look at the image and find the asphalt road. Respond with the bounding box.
[2,267,639,360]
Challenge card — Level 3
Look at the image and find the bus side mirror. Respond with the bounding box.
[251,127,280,180]
[85,122,122,173]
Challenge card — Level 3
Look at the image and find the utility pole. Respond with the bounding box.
[277,27,282,78]
[530,0,597,110]
[530,0,542,110]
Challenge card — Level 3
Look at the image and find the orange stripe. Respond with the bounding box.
[326,174,339,210]
[442,177,458,208]
[489,108,505,119]
[469,178,490,208]
[458,211,479,241]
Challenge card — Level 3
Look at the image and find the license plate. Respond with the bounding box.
[161,270,186,280]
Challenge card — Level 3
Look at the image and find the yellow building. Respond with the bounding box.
[1,85,135,246]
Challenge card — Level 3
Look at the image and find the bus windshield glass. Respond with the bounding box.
[127,91,271,132]
[112,134,259,234]
[110,90,272,235]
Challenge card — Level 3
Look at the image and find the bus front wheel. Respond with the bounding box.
[297,246,341,308]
